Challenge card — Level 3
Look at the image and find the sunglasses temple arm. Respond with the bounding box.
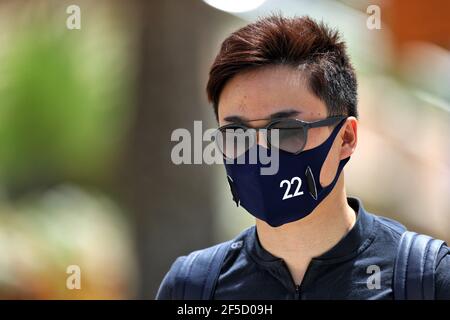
[307,116,346,128]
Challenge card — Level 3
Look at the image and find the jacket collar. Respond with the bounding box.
[244,197,377,289]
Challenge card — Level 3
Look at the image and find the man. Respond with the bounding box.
[156,15,449,299]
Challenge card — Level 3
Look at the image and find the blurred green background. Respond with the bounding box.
[0,0,448,299]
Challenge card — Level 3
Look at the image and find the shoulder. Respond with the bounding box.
[155,255,187,300]
[361,213,406,260]
[372,214,406,238]
[371,212,450,299]
[155,227,251,300]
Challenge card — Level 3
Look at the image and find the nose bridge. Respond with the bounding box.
[246,119,269,149]
[256,129,268,148]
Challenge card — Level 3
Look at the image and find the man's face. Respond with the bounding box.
[217,64,356,187]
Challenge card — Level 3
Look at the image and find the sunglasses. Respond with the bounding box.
[214,115,347,159]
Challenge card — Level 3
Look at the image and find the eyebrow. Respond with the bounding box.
[223,109,301,124]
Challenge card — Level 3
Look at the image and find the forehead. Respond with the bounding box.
[217,65,327,123]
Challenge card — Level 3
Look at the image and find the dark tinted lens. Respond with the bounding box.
[269,120,306,154]
[215,127,256,159]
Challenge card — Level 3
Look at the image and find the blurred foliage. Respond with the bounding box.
[0,2,137,299]
[0,7,131,194]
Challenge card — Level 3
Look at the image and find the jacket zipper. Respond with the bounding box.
[295,284,301,299]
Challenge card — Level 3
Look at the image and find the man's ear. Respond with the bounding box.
[320,117,357,187]
[340,117,358,160]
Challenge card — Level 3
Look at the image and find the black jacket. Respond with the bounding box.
[156,197,450,299]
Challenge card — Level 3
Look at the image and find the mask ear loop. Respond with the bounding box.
[313,119,348,193]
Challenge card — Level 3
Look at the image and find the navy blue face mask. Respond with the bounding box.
[224,119,350,227]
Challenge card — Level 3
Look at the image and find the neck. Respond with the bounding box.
[255,174,356,286]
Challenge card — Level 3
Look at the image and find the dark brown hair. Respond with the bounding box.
[206,14,358,120]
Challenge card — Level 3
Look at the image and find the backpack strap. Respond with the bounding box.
[172,227,252,300]
[393,231,445,300]
[173,240,232,299]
